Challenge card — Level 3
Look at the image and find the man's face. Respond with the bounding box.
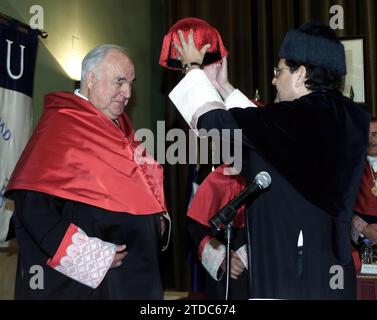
[272,59,298,102]
[368,121,377,157]
[87,49,135,119]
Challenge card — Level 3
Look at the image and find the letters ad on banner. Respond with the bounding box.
[0,20,39,244]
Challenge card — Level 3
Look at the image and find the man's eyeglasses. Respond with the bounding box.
[370,132,377,139]
[273,67,290,78]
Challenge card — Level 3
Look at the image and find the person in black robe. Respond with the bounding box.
[167,22,370,299]
[5,45,169,299]
[11,191,165,299]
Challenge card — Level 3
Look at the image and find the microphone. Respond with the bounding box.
[209,171,271,231]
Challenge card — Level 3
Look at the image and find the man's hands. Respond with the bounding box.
[220,250,246,280]
[110,215,167,270]
[204,60,223,91]
[362,223,377,244]
[172,29,235,99]
[173,29,210,67]
[110,244,128,269]
[204,57,234,100]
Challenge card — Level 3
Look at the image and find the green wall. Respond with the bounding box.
[0,0,165,130]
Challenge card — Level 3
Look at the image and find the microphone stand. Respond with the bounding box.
[211,205,238,300]
[224,221,234,300]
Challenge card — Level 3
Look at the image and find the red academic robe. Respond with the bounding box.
[6,92,166,299]
[352,161,377,272]
[354,162,377,217]
[187,164,249,299]
[6,92,166,215]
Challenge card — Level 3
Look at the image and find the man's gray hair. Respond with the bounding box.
[81,44,126,81]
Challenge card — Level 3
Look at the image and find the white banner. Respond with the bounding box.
[0,89,33,242]
[0,21,39,244]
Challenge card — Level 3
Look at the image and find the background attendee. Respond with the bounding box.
[168,21,370,299]
[187,164,249,299]
[5,44,169,299]
[351,118,377,268]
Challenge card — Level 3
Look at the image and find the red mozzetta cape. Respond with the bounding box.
[187,164,247,228]
[353,161,377,216]
[6,92,166,215]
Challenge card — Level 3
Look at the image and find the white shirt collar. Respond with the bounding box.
[74,89,88,101]
[367,156,377,172]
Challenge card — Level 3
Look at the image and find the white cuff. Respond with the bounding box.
[351,227,361,244]
[235,244,248,269]
[201,238,225,281]
[169,69,224,127]
[224,89,257,109]
[47,224,116,289]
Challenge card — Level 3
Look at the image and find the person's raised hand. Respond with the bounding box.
[203,62,222,90]
[173,29,210,66]
[204,57,234,99]
[216,57,229,88]
[204,57,229,90]
[362,223,377,244]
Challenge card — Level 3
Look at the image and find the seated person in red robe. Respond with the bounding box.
[351,118,377,270]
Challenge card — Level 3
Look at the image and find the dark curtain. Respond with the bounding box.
[160,0,377,291]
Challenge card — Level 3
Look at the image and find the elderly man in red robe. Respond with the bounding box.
[6,44,169,299]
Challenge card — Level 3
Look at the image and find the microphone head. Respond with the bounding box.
[255,171,271,189]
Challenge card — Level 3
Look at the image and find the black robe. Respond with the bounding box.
[198,90,370,299]
[11,190,164,300]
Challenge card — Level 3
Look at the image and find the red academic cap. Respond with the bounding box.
[159,17,229,70]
